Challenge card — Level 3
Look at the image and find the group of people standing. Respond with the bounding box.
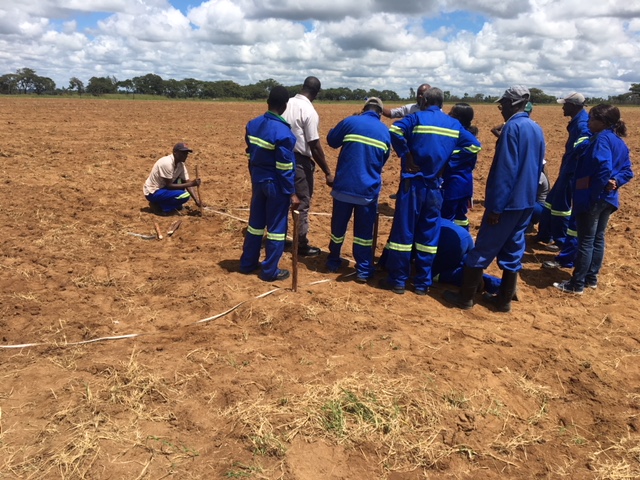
[143,76,633,312]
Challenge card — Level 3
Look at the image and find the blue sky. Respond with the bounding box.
[1,0,639,98]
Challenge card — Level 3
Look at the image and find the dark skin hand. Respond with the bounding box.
[487,212,501,225]
[309,139,334,186]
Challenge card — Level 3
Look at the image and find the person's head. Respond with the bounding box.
[172,142,193,162]
[267,86,290,115]
[588,104,627,137]
[421,87,444,108]
[449,102,478,135]
[362,97,384,115]
[557,92,586,118]
[496,85,530,122]
[416,83,431,103]
[301,76,321,101]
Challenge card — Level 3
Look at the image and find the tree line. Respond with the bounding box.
[1,68,639,105]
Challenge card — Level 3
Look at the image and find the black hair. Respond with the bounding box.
[268,86,290,111]
[423,87,444,108]
[590,104,627,137]
[449,102,478,136]
[302,76,321,96]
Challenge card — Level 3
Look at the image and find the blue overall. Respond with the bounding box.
[146,188,191,212]
[240,111,296,281]
[384,106,479,290]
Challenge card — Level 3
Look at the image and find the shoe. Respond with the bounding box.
[389,193,398,200]
[354,276,369,284]
[443,266,484,310]
[542,260,561,269]
[586,280,598,289]
[542,243,560,252]
[298,245,321,257]
[261,269,290,282]
[553,281,583,295]
[414,287,429,296]
[378,278,405,295]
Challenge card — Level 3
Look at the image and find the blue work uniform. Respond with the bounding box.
[569,128,633,289]
[240,111,296,281]
[326,110,391,279]
[538,109,591,245]
[465,112,545,272]
[441,130,482,229]
[433,220,500,294]
[384,106,479,291]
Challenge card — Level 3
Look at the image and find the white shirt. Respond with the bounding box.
[389,103,421,118]
[282,94,320,157]
[143,154,189,196]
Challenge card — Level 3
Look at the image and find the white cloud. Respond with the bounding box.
[0,0,638,98]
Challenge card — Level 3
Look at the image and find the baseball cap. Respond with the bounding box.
[557,92,586,106]
[495,85,530,106]
[364,97,384,110]
[173,142,193,153]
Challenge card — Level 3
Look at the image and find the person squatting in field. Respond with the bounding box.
[440,103,482,230]
[324,97,391,282]
[143,142,203,215]
[378,87,480,295]
[283,76,334,257]
[444,85,546,313]
[553,103,634,295]
[240,86,300,282]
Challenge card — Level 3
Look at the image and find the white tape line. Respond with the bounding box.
[203,208,248,223]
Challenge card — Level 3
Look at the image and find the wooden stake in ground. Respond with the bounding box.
[153,221,163,240]
[372,210,380,260]
[167,219,182,236]
[292,210,300,292]
[195,164,204,216]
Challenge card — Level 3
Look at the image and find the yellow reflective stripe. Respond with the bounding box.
[247,226,265,236]
[275,161,294,170]
[415,243,437,254]
[433,273,440,283]
[567,229,577,237]
[248,135,275,150]
[176,192,191,199]
[266,232,286,241]
[452,149,461,154]
[574,136,590,148]
[330,234,345,244]
[353,237,373,247]
[464,145,481,154]
[387,241,412,252]
[412,126,460,138]
[343,134,389,152]
[389,125,404,136]
[542,201,552,209]
[550,208,572,217]
[454,218,470,227]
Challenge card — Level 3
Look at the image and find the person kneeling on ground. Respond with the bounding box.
[143,143,202,215]
[240,86,300,282]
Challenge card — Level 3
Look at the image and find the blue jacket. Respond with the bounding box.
[390,106,479,185]
[573,129,633,213]
[327,110,391,200]
[485,112,546,213]
[546,108,592,212]
[245,111,297,195]
[442,129,482,200]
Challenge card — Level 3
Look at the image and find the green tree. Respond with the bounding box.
[132,73,165,95]
[32,76,56,94]
[182,78,202,98]
[69,77,84,96]
[86,76,117,95]
[116,79,135,97]
[0,73,18,94]
[529,88,555,104]
[16,68,38,94]
[629,84,640,96]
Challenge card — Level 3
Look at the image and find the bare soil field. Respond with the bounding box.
[0,97,639,479]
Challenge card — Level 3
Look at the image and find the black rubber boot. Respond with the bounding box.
[443,267,484,309]
[490,270,518,313]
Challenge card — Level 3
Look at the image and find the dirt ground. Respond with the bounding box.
[1,97,639,479]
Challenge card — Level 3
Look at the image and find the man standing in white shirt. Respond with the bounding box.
[283,76,334,256]
[382,83,431,119]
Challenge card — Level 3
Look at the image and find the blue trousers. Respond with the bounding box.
[327,198,377,279]
[240,180,290,281]
[570,200,615,288]
[441,197,470,229]
[554,214,578,267]
[384,178,442,290]
[465,209,533,272]
[146,188,191,213]
[537,203,570,246]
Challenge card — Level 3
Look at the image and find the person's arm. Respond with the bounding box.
[309,139,334,186]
